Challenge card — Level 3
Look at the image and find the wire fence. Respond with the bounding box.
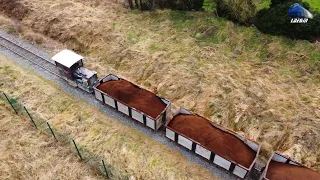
[1,92,112,179]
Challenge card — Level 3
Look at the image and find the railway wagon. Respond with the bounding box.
[165,108,260,179]
[93,74,171,131]
[261,152,320,180]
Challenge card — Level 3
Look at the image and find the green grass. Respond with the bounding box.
[310,51,320,69]
[258,0,271,10]
[127,31,139,44]
[257,0,320,11]
[304,0,320,11]
[169,11,195,30]
[202,0,216,11]
[202,0,272,11]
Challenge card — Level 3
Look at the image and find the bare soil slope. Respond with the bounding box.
[0,0,319,172]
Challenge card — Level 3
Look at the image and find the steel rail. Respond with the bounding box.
[0,35,68,82]
[0,35,53,64]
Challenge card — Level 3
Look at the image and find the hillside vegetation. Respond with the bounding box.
[0,0,319,172]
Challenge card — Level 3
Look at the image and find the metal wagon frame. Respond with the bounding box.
[261,152,316,180]
[93,74,171,131]
[165,108,261,179]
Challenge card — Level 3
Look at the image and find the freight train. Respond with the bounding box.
[51,49,320,180]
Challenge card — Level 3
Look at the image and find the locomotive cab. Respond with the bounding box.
[52,49,98,93]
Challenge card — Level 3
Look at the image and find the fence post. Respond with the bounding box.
[72,139,82,160]
[102,159,109,178]
[47,122,57,141]
[24,106,37,129]
[3,93,17,114]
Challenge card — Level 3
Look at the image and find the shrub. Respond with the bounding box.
[128,0,205,11]
[215,0,258,25]
[270,0,310,9]
[270,0,287,7]
[254,1,320,41]
[167,0,205,10]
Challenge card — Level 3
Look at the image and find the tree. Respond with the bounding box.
[134,0,140,9]
[128,0,134,9]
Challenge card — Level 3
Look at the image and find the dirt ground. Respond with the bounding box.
[0,0,319,172]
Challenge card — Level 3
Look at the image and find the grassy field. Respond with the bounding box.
[0,55,218,179]
[0,0,319,173]
[0,99,105,180]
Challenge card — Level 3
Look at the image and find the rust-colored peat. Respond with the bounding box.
[266,161,320,180]
[97,80,166,119]
[168,114,256,168]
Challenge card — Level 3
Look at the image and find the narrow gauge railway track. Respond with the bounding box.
[0,35,67,81]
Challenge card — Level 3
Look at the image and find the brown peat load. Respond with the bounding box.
[97,79,165,118]
[165,108,260,179]
[93,74,170,130]
[262,152,320,180]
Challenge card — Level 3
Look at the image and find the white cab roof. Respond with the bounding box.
[52,49,84,68]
